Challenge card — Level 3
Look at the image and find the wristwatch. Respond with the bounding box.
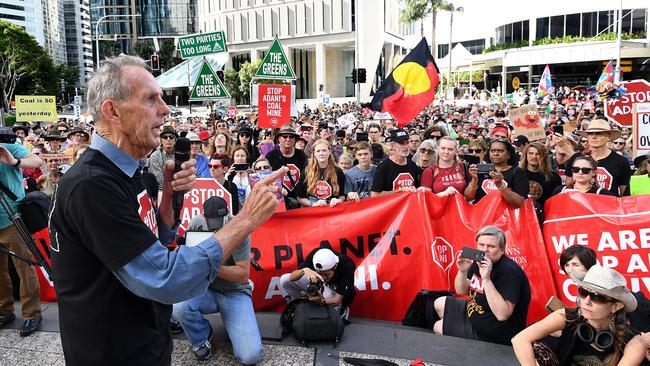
[12,158,21,168]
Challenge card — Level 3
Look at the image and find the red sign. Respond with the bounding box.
[392,172,415,191]
[249,192,556,324]
[137,190,158,236]
[604,79,650,127]
[178,178,232,236]
[227,106,237,118]
[543,192,650,306]
[258,84,291,128]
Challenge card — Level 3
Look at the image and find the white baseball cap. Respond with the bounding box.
[313,248,339,271]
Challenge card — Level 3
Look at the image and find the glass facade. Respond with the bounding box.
[495,21,529,45]
[535,8,647,39]
[135,0,197,37]
[91,1,131,35]
[437,39,486,58]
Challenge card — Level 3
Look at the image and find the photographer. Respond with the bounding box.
[0,127,44,337]
[280,247,356,319]
[433,226,531,345]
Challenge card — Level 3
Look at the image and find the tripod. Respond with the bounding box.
[0,190,52,278]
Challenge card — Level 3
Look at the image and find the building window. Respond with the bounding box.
[622,9,632,33]
[550,15,564,38]
[512,21,522,42]
[631,8,646,34]
[581,12,597,37]
[565,13,580,36]
[598,10,614,33]
[0,13,26,21]
[536,17,549,39]
[504,23,512,44]
[438,44,449,58]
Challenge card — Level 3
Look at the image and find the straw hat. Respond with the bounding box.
[571,265,637,312]
[575,119,621,140]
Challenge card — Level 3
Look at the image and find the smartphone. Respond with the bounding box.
[234,163,249,171]
[552,125,564,135]
[463,154,480,165]
[545,296,566,313]
[460,246,485,262]
[476,163,496,175]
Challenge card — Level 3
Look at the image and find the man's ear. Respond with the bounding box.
[100,99,120,124]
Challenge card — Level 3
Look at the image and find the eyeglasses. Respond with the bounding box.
[571,167,593,174]
[468,149,483,153]
[161,135,176,140]
[419,148,434,154]
[208,164,223,169]
[254,165,271,171]
[279,135,296,140]
[577,287,615,304]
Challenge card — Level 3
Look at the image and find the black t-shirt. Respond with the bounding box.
[474,166,529,203]
[299,248,357,307]
[296,167,347,203]
[465,255,531,345]
[595,150,631,196]
[371,158,421,193]
[525,170,562,204]
[50,148,172,366]
[266,148,308,198]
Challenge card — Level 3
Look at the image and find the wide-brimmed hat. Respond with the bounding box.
[277,125,299,137]
[571,265,637,312]
[575,119,621,140]
[11,124,29,134]
[185,132,201,142]
[159,125,178,138]
[69,127,89,140]
[45,130,67,141]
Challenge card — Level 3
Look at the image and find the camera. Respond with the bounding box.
[0,128,17,144]
[306,278,324,298]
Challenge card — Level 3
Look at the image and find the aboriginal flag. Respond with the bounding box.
[370,38,440,127]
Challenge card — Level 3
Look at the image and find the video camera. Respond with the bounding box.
[0,128,17,144]
[306,278,324,298]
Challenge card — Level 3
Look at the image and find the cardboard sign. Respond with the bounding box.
[336,112,357,127]
[583,100,594,111]
[227,106,237,118]
[509,104,545,141]
[632,103,650,158]
[253,37,296,80]
[41,153,69,161]
[189,61,230,101]
[15,95,58,122]
[373,112,394,120]
[257,84,291,128]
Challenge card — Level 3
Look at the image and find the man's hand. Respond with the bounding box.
[303,267,323,283]
[468,164,478,181]
[478,257,493,281]
[347,192,360,202]
[0,146,17,166]
[456,251,472,273]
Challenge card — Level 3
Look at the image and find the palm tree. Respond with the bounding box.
[399,0,454,59]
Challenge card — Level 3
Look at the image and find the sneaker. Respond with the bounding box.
[191,327,213,361]
[19,316,42,337]
[0,313,15,327]
[169,318,184,334]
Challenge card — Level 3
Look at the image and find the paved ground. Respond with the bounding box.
[0,302,518,365]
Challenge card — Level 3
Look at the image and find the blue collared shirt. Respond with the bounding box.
[90,134,223,304]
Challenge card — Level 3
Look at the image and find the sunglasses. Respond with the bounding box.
[161,135,176,140]
[431,135,442,139]
[279,135,296,139]
[419,148,434,154]
[612,141,625,145]
[580,139,588,143]
[208,164,223,169]
[239,133,251,137]
[577,287,615,304]
[468,149,482,153]
[254,165,271,171]
[571,167,593,174]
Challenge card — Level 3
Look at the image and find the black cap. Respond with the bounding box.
[238,126,253,136]
[634,154,649,169]
[388,129,409,143]
[203,196,229,231]
[513,135,529,147]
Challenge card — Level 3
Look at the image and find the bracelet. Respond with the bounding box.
[13,158,21,168]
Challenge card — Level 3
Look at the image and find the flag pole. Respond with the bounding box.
[615,0,622,83]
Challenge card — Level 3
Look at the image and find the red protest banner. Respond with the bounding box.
[543,192,650,306]
[249,192,556,323]
[257,84,291,128]
[177,178,233,236]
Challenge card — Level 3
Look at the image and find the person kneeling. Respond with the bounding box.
[173,197,262,364]
[280,247,356,320]
[433,226,531,345]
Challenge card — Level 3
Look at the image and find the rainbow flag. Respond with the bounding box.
[596,59,627,100]
[596,59,614,88]
[538,64,554,97]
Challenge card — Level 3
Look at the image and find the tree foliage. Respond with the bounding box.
[399,0,455,59]
[223,68,242,102]
[132,39,155,60]
[0,20,57,110]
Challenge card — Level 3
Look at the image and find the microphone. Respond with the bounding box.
[172,137,191,222]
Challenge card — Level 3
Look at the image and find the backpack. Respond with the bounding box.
[401,290,453,329]
[18,191,51,234]
[291,301,344,345]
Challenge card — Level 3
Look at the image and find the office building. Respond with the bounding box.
[64,0,93,87]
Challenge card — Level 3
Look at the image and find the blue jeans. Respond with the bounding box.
[172,290,262,365]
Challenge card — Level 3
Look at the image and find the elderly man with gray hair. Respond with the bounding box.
[433,226,531,345]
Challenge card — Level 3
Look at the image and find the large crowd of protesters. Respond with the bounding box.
[5,77,650,365]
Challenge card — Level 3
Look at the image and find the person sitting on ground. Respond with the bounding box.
[551,155,615,197]
[465,139,529,208]
[345,141,376,202]
[173,197,261,363]
[512,265,648,366]
[280,247,356,320]
[420,136,468,198]
[296,139,346,208]
[434,226,531,345]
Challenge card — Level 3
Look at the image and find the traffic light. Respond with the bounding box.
[357,68,366,83]
[151,54,160,70]
[216,70,224,82]
[351,68,358,84]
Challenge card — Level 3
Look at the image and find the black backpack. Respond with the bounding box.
[401,290,453,329]
[290,301,344,345]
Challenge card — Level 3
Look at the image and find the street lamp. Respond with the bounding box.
[94,14,141,69]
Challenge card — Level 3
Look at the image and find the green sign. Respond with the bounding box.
[253,37,296,80]
[189,61,231,101]
[178,31,227,59]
